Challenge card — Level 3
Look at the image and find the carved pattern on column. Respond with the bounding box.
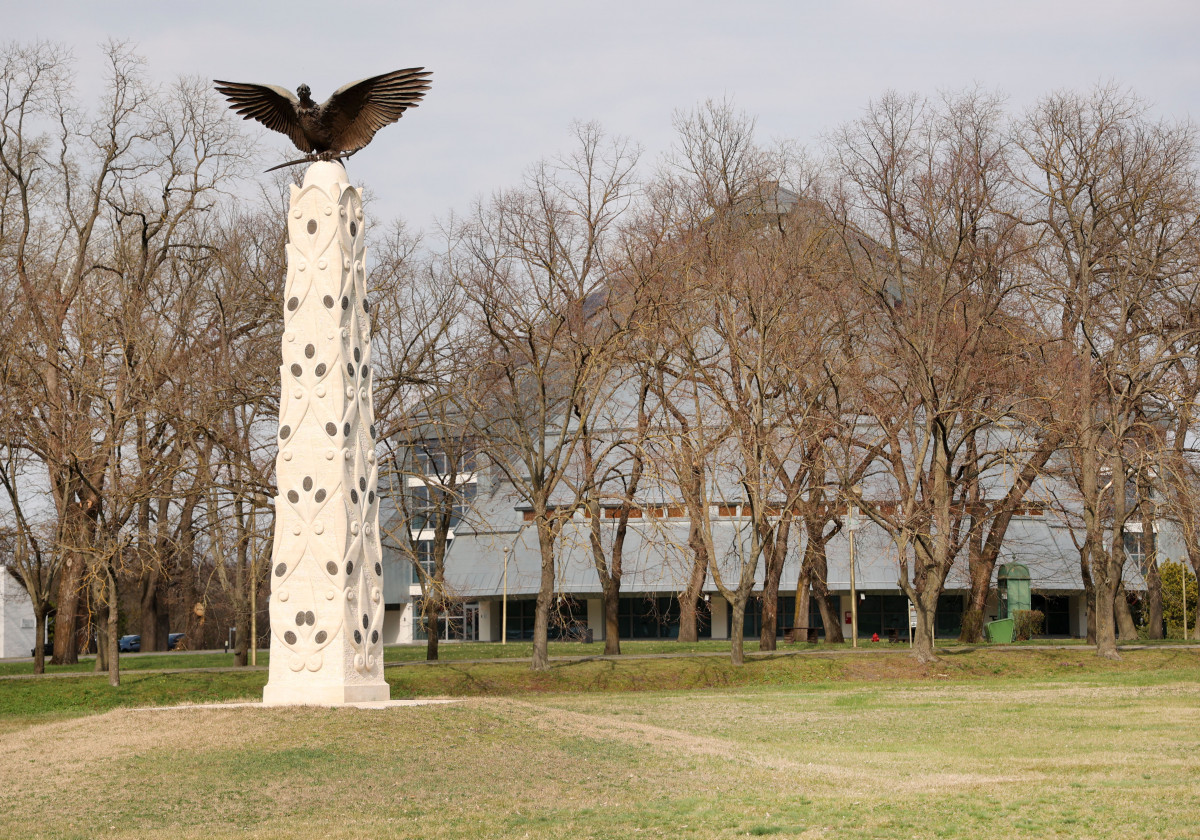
[268,163,384,685]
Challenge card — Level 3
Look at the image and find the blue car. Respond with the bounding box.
[118,634,141,652]
[167,633,185,650]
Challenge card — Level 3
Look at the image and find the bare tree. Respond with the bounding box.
[447,122,640,670]
[830,89,1034,662]
[1015,85,1200,658]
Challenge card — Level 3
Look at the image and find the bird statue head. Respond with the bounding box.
[296,83,313,104]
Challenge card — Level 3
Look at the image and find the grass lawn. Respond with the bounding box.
[0,648,1198,838]
[0,639,779,677]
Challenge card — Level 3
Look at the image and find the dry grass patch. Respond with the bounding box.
[2,670,1200,839]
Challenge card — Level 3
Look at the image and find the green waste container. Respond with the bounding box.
[986,617,1015,644]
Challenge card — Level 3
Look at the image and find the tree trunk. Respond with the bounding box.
[92,574,109,673]
[729,594,748,666]
[806,532,843,643]
[910,588,939,663]
[1080,547,1097,645]
[52,553,84,665]
[106,570,120,687]
[530,521,556,671]
[961,556,992,643]
[678,526,709,643]
[232,593,249,667]
[758,535,787,652]
[1093,576,1119,659]
[139,567,163,651]
[1143,508,1164,640]
[603,583,620,655]
[816,595,842,644]
[1114,580,1139,641]
[425,605,441,661]
[33,606,47,674]
[793,566,811,631]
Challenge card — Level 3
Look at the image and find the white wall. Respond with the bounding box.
[586,599,604,640]
[478,600,497,642]
[1,572,36,659]
[710,597,729,639]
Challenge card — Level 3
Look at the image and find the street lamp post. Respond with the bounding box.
[502,546,510,645]
[847,497,860,648]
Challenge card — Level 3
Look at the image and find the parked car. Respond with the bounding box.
[30,642,53,657]
[167,633,185,651]
[118,634,141,653]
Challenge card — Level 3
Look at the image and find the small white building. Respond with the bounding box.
[1,571,36,658]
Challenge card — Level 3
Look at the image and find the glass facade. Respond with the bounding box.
[851,593,964,638]
[410,539,443,584]
[412,599,479,641]
[501,597,587,641]
[740,596,830,637]
[1031,593,1071,636]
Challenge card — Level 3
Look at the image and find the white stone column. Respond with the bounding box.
[263,161,390,706]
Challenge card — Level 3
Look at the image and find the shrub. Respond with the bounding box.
[1014,609,1044,641]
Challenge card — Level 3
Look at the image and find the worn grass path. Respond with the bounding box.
[0,649,1198,838]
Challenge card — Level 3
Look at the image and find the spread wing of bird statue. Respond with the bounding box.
[213,68,432,171]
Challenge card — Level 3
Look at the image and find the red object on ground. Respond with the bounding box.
[871,633,880,642]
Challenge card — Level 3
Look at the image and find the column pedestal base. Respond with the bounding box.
[263,681,391,707]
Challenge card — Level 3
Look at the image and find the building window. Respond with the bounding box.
[410,539,449,584]
[1124,529,1155,565]
[412,599,479,641]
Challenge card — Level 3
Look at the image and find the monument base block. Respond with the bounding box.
[263,681,391,707]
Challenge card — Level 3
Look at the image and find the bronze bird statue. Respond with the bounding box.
[214,68,432,171]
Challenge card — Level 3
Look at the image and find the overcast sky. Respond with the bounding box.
[8,1,1200,230]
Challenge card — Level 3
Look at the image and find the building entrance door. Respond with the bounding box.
[463,604,479,641]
